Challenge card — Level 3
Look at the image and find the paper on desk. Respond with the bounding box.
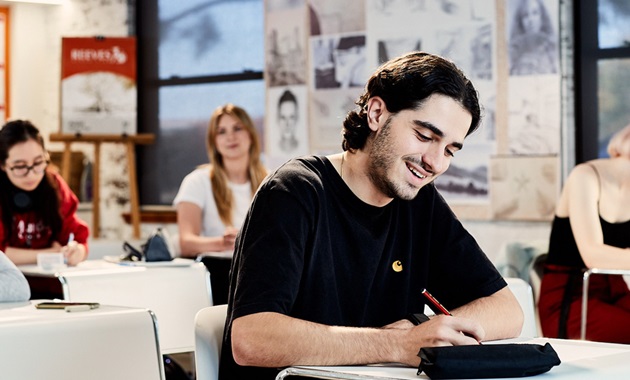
[115,257,196,267]
[528,337,629,363]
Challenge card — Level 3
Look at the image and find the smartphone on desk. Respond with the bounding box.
[35,302,100,310]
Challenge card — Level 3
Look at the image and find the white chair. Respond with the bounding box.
[505,277,538,337]
[194,304,228,380]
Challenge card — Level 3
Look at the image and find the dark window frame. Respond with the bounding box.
[575,0,630,163]
[135,0,264,205]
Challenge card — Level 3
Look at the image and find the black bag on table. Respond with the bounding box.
[142,227,174,262]
[418,343,561,379]
[122,227,174,262]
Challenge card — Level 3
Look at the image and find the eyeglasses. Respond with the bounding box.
[9,160,49,177]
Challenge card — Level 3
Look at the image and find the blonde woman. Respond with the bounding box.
[173,104,267,303]
[539,124,630,343]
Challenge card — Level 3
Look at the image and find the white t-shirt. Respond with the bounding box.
[173,167,252,237]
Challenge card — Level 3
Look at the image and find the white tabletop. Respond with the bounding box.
[275,337,630,380]
[0,301,164,380]
[19,258,212,354]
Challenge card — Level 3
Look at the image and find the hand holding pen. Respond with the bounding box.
[422,288,482,344]
[61,232,86,266]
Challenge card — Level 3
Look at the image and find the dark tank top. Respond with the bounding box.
[546,216,630,268]
[547,163,630,268]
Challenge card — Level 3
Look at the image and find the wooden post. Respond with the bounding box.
[93,141,101,238]
[49,133,155,239]
[126,140,140,238]
[61,142,72,181]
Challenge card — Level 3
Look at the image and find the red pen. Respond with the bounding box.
[421,289,452,315]
[421,288,482,344]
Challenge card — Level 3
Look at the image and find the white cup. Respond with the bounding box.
[37,253,67,271]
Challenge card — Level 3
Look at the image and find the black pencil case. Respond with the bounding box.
[417,343,561,379]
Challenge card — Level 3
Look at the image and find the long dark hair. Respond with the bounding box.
[342,51,481,152]
[0,120,61,246]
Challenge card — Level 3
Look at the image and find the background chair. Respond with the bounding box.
[505,277,538,338]
[495,241,548,337]
[194,304,228,380]
[580,268,630,340]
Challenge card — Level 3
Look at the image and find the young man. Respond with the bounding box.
[219,52,524,379]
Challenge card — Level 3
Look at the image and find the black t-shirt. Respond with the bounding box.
[219,156,505,380]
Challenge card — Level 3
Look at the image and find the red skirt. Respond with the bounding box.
[538,266,630,343]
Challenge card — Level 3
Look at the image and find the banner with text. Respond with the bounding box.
[61,37,137,135]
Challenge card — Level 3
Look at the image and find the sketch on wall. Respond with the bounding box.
[490,155,558,221]
[266,85,309,167]
[309,0,365,36]
[309,88,360,153]
[305,0,367,154]
[508,76,560,155]
[266,8,308,87]
[507,0,559,76]
[267,0,305,12]
[311,34,367,89]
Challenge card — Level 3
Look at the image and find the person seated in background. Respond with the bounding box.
[0,120,89,267]
[0,251,30,302]
[539,124,630,343]
[219,52,524,380]
[173,104,268,304]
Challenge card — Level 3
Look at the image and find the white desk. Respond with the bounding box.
[275,337,630,379]
[20,259,212,354]
[0,301,164,380]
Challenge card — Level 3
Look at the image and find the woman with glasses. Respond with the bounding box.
[0,120,89,266]
[173,104,267,304]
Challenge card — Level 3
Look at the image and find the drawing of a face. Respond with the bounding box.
[522,0,543,34]
[278,99,298,138]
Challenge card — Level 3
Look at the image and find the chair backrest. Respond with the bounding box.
[194,304,228,380]
[505,277,538,337]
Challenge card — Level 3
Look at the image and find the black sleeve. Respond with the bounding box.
[229,164,316,320]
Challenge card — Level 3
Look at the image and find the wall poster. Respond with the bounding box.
[61,37,137,135]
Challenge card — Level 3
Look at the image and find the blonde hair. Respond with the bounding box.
[206,104,267,226]
[607,124,630,159]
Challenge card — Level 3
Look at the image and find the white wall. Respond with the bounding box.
[7,3,51,131]
[4,0,135,239]
[463,219,550,262]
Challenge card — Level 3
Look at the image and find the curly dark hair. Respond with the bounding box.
[341,51,481,152]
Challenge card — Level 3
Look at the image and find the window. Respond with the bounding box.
[576,0,630,162]
[137,0,265,205]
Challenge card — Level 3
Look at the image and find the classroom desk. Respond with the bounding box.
[0,301,164,380]
[275,337,630,379]
[19,259,212,354]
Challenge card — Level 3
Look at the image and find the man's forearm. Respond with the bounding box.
[231,312,406,368]
[451,286,524,340]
